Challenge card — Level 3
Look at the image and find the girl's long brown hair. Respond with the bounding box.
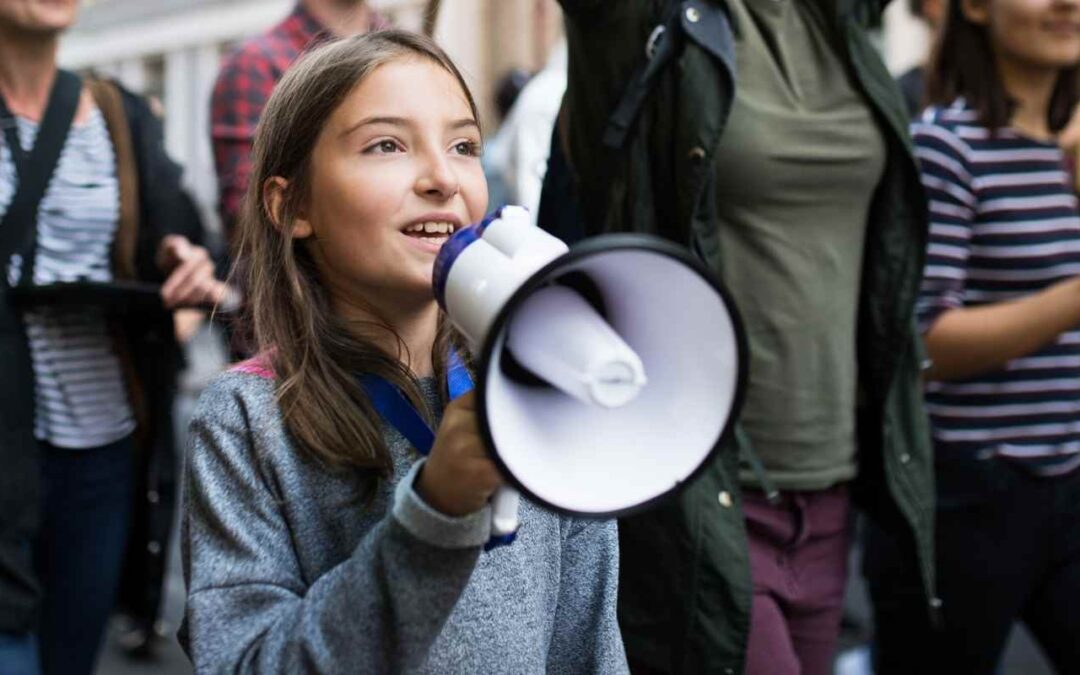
[234,31,479,479]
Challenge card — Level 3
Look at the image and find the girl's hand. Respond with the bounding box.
[157,235,231,310]
[415,391,503,517]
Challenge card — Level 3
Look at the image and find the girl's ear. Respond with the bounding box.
[263,176,314,239]
[960,0,989,25]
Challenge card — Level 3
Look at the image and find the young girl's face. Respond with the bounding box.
[969,0,1080,71]
[296,57,488,310]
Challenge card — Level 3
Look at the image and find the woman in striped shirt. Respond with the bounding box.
[0,2,226,673]
[865,0,1080,672]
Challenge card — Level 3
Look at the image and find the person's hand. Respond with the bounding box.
[415,391,503,517]
[1060,104,1080,155]
[174,309,207,344]
[156,235,228,309]
[1059,106,1080,193]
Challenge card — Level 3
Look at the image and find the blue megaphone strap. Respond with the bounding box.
[359,352,512,550]
[446,350,474,403]
[359,350,473,457]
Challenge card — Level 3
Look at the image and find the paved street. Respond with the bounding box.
[94,324,223,675]
[96,549,191,675]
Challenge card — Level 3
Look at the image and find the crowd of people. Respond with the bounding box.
[0,0,1078,673]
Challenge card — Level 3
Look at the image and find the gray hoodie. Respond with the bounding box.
[180,361,628,674]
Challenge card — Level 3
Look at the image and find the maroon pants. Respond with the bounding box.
[742,484,851,675]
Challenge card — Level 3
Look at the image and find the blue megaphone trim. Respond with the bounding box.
[483,531,517,552]
[432,207,514,311]
[432,225,479,311]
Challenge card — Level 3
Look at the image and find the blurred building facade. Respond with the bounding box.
[61,0,925,235]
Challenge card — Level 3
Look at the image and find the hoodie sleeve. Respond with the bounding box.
[180,375,492,674]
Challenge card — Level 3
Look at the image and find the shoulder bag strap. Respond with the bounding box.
[601,1,686,151]
[0,69,83,288]
[85,78,139,280]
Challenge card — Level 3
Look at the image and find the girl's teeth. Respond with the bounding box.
[406,222,455,234]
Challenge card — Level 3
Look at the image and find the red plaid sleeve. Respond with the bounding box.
[210,42,279,235]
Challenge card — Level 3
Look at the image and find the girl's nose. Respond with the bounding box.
[415,153,460,200]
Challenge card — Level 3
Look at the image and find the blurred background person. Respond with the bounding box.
[483,41,566,223]
[210,0,389,242]
[548,1,936,673]
[482,66,532,210]
[864,0,1080,672]
[0,0,223,673]
[209,0,389,358]
[896,0,947,118]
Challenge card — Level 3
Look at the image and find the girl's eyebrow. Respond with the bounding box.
[449,118,481,132]
[341,116,479,138]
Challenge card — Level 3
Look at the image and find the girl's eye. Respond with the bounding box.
[365,139,402,154]
[453,141,482,157]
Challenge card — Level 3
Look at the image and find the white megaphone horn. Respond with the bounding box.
[433,206,747,548]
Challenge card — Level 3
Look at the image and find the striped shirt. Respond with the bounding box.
[0,107,135,449]
[914,100,1080,476]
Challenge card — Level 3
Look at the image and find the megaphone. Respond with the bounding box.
[433,206,746,545]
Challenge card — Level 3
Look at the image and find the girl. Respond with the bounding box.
[180,31,627,673]
[865,0,1080,672]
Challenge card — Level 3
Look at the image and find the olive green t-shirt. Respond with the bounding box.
[713,0,885,490]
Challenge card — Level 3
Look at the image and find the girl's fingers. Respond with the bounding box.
[470,458,503,493]
[439,393,480,440]
[446,390,476,412]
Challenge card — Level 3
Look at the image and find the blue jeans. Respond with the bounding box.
[35,437,135,675]
[0,632,40,675]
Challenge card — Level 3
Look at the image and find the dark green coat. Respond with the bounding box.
[553,1,937,672]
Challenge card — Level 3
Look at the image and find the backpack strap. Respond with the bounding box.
[85,78,140,281]
[602,1,685,150]
[0,70,82,288]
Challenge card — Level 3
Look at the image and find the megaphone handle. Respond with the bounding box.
[485,486,520,550]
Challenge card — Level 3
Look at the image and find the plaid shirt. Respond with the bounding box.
[210,3,388,233]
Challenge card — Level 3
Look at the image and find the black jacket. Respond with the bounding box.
[0,77,203,632]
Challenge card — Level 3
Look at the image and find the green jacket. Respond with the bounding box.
[554,1,936,672]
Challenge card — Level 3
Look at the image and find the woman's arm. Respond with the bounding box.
[925,277,1080,381]
[181,379,491,673]
[545,518,628,674]
[910,119,1080,380]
